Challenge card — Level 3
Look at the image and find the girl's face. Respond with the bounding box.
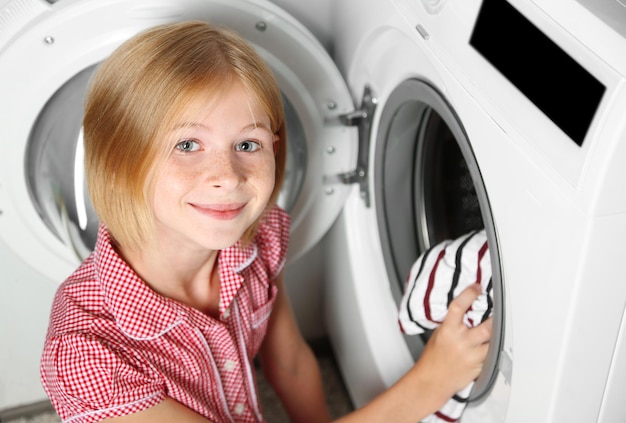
[151,81,277,253]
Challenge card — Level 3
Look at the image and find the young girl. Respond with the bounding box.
[40,21,492,423]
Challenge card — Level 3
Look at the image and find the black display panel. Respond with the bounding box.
[470,0,606,146]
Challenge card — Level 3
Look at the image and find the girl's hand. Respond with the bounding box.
[414,283,493,401]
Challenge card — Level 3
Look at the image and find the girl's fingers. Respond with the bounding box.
[470,317,493,345]
[446,284,482,323]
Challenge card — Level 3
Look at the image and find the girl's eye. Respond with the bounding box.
[175,139,200,152]
[235,140,261,152]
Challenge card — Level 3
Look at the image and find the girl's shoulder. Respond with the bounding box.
[253,205,291,275]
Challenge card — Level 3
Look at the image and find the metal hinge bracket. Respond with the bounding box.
[324,85,377,207]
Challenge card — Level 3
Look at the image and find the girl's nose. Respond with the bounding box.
[207,150,243,190]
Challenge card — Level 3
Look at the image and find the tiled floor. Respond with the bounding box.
[2,340,353,423]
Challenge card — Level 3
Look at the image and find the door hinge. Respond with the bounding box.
[324,85,377,207]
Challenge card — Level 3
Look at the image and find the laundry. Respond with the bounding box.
[398,229,493,422]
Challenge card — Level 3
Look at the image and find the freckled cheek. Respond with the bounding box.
[155,167,203,199]
[255,156,276,186]
[240,153,274,175]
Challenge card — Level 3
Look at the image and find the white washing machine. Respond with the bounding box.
[325,0,626,421]
[0,0,360,413]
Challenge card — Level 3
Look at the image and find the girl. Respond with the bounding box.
[40,21,491,423]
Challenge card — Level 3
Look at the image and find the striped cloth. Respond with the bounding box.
[398,230,493,423]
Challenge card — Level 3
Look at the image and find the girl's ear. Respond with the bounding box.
[273,134,280,155]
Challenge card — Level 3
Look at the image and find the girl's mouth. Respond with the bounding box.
[190,203,246,220]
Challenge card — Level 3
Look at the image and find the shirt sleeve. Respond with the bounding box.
[255,205,291,281]
[41,333,166,423]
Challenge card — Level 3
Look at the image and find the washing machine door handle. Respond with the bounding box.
[323,85,377,207]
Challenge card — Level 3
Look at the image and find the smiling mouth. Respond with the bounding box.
[190,203,246,220]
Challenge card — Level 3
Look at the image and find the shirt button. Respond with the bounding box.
[234,403,245,415]
[222,308,231,319]
[224,359,237,371]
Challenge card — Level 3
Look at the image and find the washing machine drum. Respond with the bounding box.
[374,79,490,302]
[0,0,356,282]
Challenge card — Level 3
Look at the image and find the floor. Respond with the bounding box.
[2,340,354,423]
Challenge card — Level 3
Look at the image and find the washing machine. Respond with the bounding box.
[0,0,361,413]
[325,0,626,421]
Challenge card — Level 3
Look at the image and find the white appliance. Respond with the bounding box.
[0,0,359,413]
[325,0,626,421]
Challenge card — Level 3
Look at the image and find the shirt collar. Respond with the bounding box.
[217,241,258,316]
[93,225,258,339]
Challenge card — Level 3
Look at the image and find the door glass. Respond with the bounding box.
[26,65,98,259]
[25,65,307,260]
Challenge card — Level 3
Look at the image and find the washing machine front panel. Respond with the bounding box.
[396,0,623,193]
[529,0,626,77]
[0,0,356,410]
[384,0,626,421]
[330,0,626,421]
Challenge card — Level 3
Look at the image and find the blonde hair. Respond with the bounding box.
[84,21,286,249]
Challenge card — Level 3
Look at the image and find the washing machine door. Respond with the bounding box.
[373,79,503,401]
[0,0,357,283]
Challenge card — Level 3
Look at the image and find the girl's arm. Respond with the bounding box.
[258,273,332,423]
[261,278,491,423]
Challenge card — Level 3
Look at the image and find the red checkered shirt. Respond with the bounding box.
[40,206,290,423]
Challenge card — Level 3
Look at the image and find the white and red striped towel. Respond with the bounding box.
[398,229,493,423]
